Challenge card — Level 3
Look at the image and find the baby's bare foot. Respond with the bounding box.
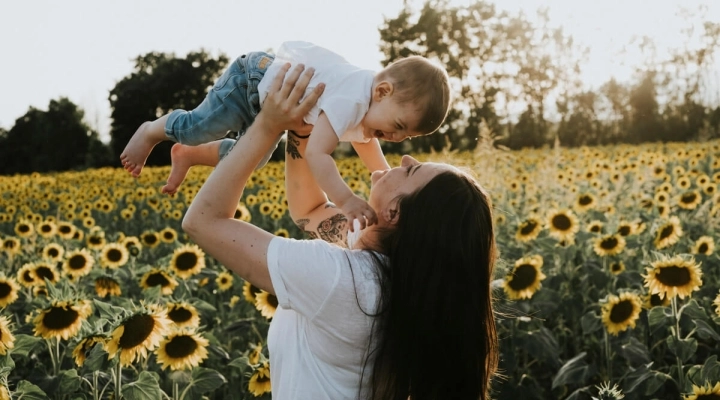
[161,144,193,195]
[120,121,163,177]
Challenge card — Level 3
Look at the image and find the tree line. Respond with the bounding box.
[1,0,719,174]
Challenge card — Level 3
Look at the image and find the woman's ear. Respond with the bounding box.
[382,207,399,225]
[373,81,394,102]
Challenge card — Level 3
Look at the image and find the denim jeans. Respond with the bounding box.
[165,51,280,168]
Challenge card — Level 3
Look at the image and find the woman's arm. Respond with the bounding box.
[182,64,324,294]
[285,131,351,245]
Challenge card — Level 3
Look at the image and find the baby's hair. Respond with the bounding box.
[377,56,451,134]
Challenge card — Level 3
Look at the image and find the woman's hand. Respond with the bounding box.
[256,63,325,135]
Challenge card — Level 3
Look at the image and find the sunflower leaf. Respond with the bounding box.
[92,299,126,321]
[122,370,162,400]
[11,334,42,357]
[229,356,250,370]
[82,342,111,371]
[57,368,81,395]
[620,337,651,366]
[647,306,672,335]
[180,367,227,400]
[0,354,14,376]
[551,352,590,389]
[666,336,697,363]
[692,319,720,341]
[623,363,667,395]
[13,380,47,400]
[580,311,602,334]
[687,355,720,386]
[678,299,709,322]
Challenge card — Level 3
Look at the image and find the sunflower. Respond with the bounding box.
[274,228,290,238]
[255,291,278,319]
[33,262,59,285]
[36,221,57,239]
[62,248,94,278]
[593,234,626,257]
[644,255,703,299]
[502,255,546,300]
[656,202,670,218]
[229,296,241,308]
[140,269,178,295]
[100,243,129,269]
[140,231,160,249]
[159,227,178,244]
[684,382,720,400]
[33,285,49,297]
[248,342,263,365]
[41,243,64,263]
[14,220,34,238]
[677,190,703,210]
[575,193,596,212]
[155,330,209,371]
[234,204,251,222]
[17,263,37,288]
[616,222,634,237]
[57,222,76,240]
[691,236,715,256]
[645,292,671,309]
[546,209,579,242]
[106,309,171,367]
[72,335,107,367]
[1,238,20,256]
[216,271,234,292]
[515,218,542,242]
[653,216,683,249]
[169,244,206,279]
[609,261,625,275]
[33,300,92,340]
[0,316,15,355]
[243,281,262,304]
[0,277,20,307]
[95,277,122,297]
[248,361,272,396]
[86,234,106,251]
[259,202,274,216]
[601,292,643,336]
[166,302,200,329]
[122,236,142,257]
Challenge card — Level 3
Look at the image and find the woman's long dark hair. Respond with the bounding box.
[364,170,498,400]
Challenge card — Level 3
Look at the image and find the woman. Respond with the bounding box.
[183,64,498,399]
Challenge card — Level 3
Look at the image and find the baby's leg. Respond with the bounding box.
[120,115,169,177]
[162,141,221,195]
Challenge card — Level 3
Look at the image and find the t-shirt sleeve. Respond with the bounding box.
[266,236,345,320]
[320,97,369,143]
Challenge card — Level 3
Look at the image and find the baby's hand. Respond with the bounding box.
[340,195,377,232]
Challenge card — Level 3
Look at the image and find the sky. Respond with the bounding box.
[1,0,718,141]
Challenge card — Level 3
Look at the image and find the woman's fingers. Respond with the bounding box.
[297,82,325,117]
[268,63,291,95]
[279,64,305,100]
[288,67,314,105]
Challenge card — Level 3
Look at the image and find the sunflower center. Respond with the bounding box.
[618,226,631,236]
[19,225,29,233]
[164,232,174,240]
[590,225,601,233]
[649,294,665,307]
[164,335,198,358]
[118,314,155,349]
[699,243,709,254]
[89,237,102,245]
[609,300,634,323]
[175,253,198,271]
[4,241,15,249]
[35,266,55,281]
[22,270,34,282]
[143,235,158,245]
[168,307,192,323]
[68,255,87,270]
[106,249,123,262]
[257,375,270,383]
[0,282,12,298]
[579,196,592,206]
[611,263,622,272]
[658,225,675,240]
[693,393,720,400]
[519,221,538,235]
[41,225,52,233]
[234,209,242,219]
[600,237,619,250]
[47,248,59,258]
[268,294,278,308]
[146,272,170,287]
[507,264,537,291]
[551,214,571,231]
[656,266,691,287]
[681,193,697,204]
[59,226,71,234]
[43,306,79,330]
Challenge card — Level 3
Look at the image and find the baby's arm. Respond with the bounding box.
[305,113,378,230]
[351,139,391,172]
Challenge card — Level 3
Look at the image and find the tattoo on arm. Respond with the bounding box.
[286,134,302,160]
[295,218,319,239]
[316,214,348,244]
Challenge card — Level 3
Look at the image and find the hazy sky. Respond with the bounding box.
[1,0,718,140]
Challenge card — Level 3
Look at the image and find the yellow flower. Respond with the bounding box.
[503,255,546,300]
[259,202,274,216]
[62,249,95,278]
[609,261,625,276]
[106,309,172,367]
[1,237,21,256]
[33,300,92,340]
[690,236,714,256]
[121,236,142,256]
[574,193,596,212]
[36,221,57,238]
[274,228,290,238]
[17,263,37,288]
[546,209,579,242]
[255,291,278,319]
[243,281,261,304]
[166,302,200,329]
[86,234,106,251]
[95,277,122,297]
[248,342,263,366]
[33,262,59,285]
[616,221,634,237]
[0,316,15,355]
[14,220,34,238]
[155,330,209,371]
[654,216,683,250]
[0,277,20,307]
[100,243,129,269]
[72,335,107,367]
[234,203,251,222]
[644,255,703,299]
[684,382,720,400]
[140,231,160,249]
[677,190,702,210]
[601,292,642,336]
[169,244,205,279]
[216,271,234,292]
[159,227,178,244]
[229,295,241,308]
[593,234,626,257]
[248,362,272,396]
[645,292,671,309]
[140,269,178,295]
[515,218,542,242]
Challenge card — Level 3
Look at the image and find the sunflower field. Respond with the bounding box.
[1,137,720,400]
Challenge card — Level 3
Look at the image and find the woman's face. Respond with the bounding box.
[368,155,451,217]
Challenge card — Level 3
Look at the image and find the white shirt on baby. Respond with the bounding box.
[257,41,374,143]
[266,236,381,400]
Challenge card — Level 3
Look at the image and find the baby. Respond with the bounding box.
[120,41,450,229]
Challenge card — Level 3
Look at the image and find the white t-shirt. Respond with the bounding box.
[266,236,381,399]
[257,41,374,143]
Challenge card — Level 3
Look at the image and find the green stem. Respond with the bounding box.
[114,362,123,400]
[46,339,57,376]
[671,296,685,392]
[604,329,612,380]
[93,371,98,400]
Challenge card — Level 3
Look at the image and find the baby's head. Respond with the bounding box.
[363,56,451,142]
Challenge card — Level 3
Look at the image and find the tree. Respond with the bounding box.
[0,98,104,174]
[109,50,229,166]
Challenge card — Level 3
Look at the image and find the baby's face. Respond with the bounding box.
[361,97,424,142]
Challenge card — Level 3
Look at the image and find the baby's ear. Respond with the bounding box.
[373,81,394,101]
